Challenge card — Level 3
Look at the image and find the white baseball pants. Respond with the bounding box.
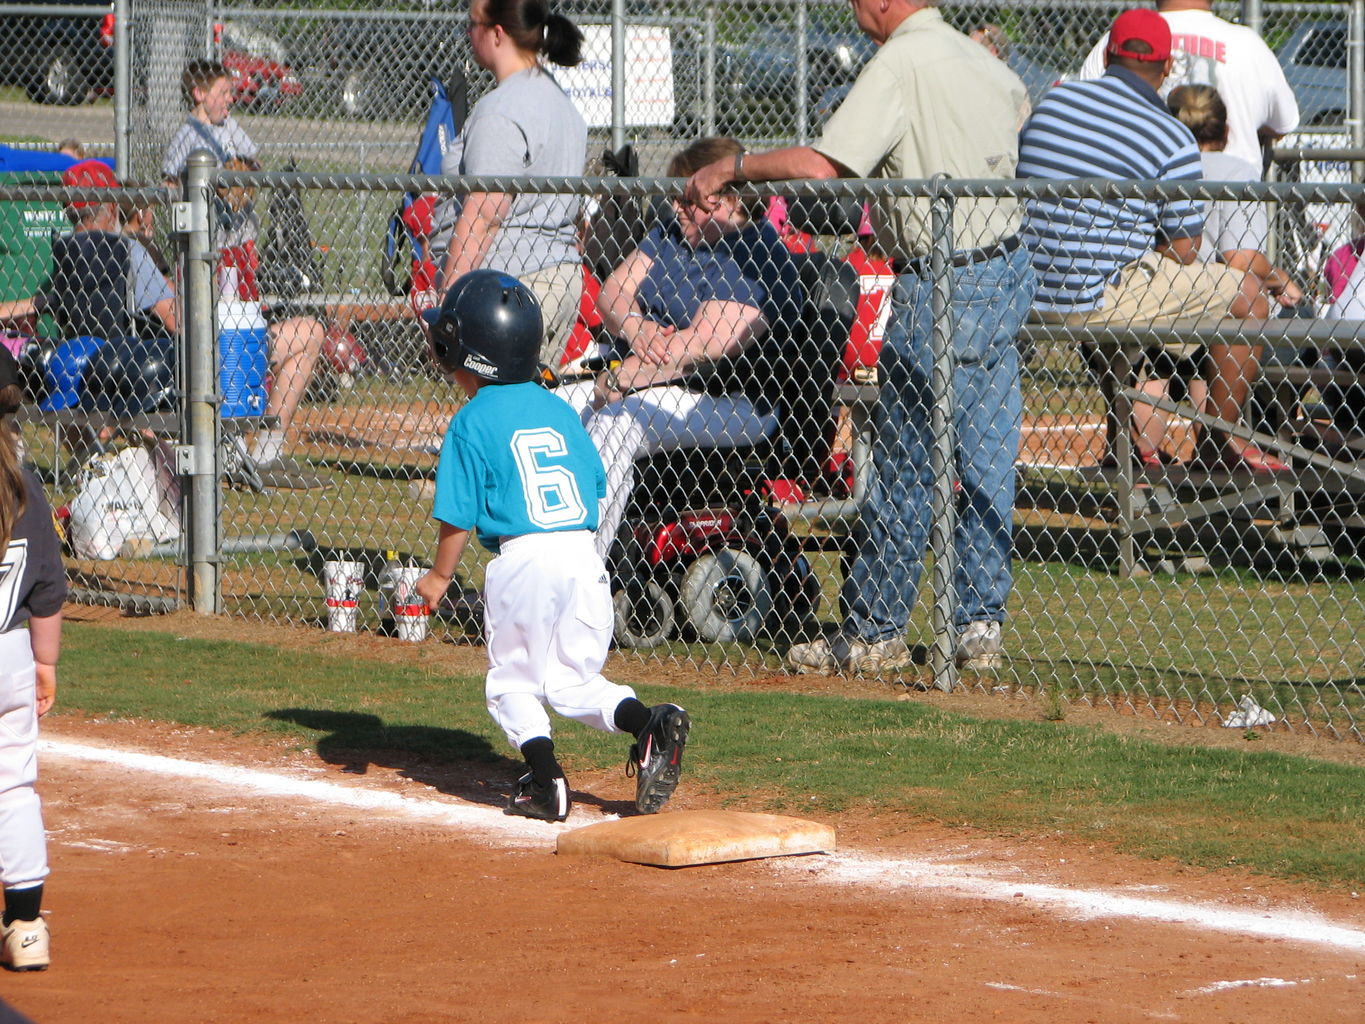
[0,628,48,892]
[484,531,636,751]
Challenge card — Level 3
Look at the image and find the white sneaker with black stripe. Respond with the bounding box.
[1,917,49,972]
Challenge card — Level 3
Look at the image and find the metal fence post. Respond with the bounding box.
[927,180,959,693]
[113,0,131,176]
[1241,0,1263,36]
[796,0,810,145]
[1353,0,1365,183]
[611,0,626,152]
[703,6,716,135]
[181,150,221,615]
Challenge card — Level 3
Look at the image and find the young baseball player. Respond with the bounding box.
[415,270,689,823]
[0,345,66,972]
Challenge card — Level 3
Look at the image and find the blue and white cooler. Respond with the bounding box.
[217,297,267,418]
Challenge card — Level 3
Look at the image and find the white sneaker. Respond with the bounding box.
[786,635,912,674]
[956,620,1003,671]
[1,917,49,972]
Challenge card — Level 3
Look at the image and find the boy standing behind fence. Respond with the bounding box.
[163,59,263,292]
[414,270,689,823]
[162,59,327,490]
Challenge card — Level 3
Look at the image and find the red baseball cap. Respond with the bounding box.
[62,158,122,211]
[1107,8,1172,62]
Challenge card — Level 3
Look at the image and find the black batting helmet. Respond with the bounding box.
[421,270,542,384]
[81,337,178,418]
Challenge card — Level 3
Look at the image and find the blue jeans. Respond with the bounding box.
[841,243,1036,641]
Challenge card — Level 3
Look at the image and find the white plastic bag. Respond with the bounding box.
[1222,694,1277,729]
[69,442,182,560]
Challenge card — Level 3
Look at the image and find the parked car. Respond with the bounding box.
[293,4,687,126]
[293,11,475,121]
[217,21,303,111]
[725,24,875,105]
[1007,43,1067,106]
[0,2,300,108]
[1277,19,1347,127]
[0,0,114,105]
[696,24,871,136]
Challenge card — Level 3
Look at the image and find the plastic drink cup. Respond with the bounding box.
[391,566,429,642]
[323,559,364,633]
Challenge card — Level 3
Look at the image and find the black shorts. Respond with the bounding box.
[1140,346,1205,403]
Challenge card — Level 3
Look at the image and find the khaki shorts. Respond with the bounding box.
[1036,253,1244,355]
[521,261,583,368]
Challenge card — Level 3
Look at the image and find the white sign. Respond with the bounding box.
[558,25,676,128]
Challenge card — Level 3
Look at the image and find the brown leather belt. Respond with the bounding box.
[892,234,1022,276]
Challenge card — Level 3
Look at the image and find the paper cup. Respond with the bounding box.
[391,566,429,642]
[323,559,364,633]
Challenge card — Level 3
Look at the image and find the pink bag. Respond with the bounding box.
[1,330,29,360]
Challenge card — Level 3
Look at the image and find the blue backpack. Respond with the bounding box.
[381,75,467,297]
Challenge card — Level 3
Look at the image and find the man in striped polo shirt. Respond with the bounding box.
[1018,7,1284,473]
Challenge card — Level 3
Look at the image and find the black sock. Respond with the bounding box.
[3,884,42,926]
[613,697,650,737]
[519,737,561,788]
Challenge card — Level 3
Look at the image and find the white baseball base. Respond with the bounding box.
[556,809,835,867]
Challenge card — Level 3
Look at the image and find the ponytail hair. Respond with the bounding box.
[1167,84,1228,147]
[0,382,26,555]
[542,12,584,67]
[483,0,584,68]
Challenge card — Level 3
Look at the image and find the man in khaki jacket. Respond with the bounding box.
[686,0,1037,675]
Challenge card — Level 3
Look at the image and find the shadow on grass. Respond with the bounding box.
[266,707,512,808]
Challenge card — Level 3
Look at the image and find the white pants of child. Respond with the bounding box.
[484,531,637,751]
[555,382,779,561]
[0,628,49,892]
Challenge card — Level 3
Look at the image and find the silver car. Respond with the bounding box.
[1277,20,1346,127]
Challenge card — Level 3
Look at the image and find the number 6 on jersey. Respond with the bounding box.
[511,427,589,529]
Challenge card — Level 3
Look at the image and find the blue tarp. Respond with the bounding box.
[0,145,114,175]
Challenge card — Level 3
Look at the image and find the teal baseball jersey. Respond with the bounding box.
[433,381,606,553]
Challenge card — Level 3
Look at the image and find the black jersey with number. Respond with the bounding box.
[0,469,67,634]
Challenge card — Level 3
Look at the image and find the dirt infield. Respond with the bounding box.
[6,626,1364,1024]
[289,402,1117,470]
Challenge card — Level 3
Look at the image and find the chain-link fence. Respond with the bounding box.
[3,165,1364,741]
[3,0,1364,738]
[4,0,1358,316]
[2,3,1357,166]
[5,0,1358,284]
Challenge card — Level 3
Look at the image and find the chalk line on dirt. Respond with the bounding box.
[42,738,1365,955]
[783,853,1365,954]
[42,738,566,845]
[1185,977,1313,994]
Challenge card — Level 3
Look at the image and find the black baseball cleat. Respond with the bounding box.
[504,773,571,822]
[626,703,690,814]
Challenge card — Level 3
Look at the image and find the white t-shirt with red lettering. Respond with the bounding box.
[1078,9,1299,169]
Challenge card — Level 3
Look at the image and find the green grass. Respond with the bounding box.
[57,622,1365,889]
[20,356,1365,735]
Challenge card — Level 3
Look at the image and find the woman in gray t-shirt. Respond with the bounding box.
[433,0,589,366]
